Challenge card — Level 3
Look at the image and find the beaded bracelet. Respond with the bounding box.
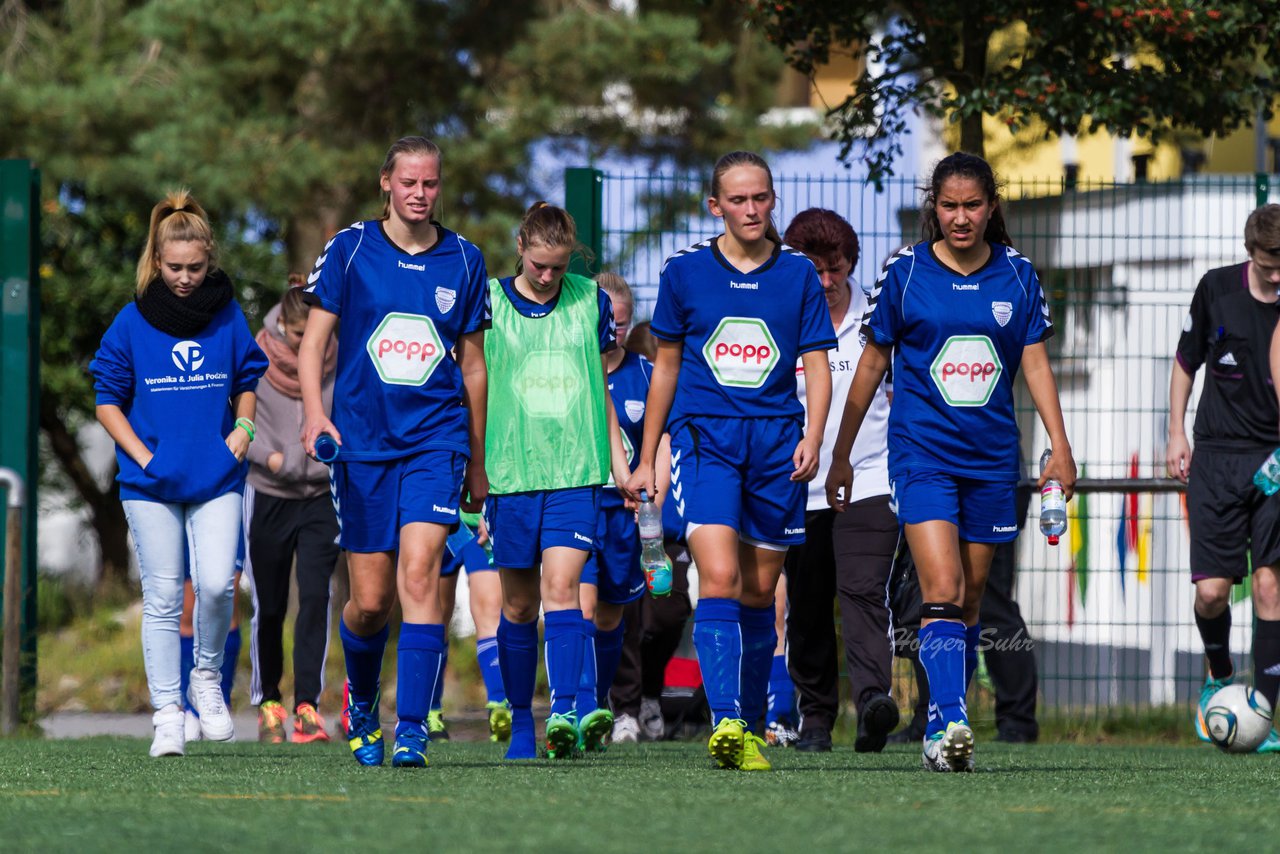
[234,417,256,442]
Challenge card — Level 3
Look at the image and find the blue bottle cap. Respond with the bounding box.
[314,433,339,464]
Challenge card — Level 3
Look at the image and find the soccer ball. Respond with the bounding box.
[1204,684,1273,753]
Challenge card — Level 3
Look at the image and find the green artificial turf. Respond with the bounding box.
[2,737,1277,852]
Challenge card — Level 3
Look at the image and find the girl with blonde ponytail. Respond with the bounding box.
[92,190,268,758]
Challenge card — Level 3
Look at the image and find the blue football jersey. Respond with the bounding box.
[865,241,1052,480]
[603,350,653,506]
[650,238,834,427]
[303,220,489,461]
[496,276,616,352]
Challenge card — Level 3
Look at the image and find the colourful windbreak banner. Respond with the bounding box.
[1067,466,1088,627]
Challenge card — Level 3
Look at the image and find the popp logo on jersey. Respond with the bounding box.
[366,312,445,386]
[171,341,205,372]
[702,317,779,388]
[929,335,1002,407]
[514,349,584,418]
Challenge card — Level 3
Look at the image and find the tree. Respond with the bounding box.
[754,1,1277,179]
[0,0,808,592]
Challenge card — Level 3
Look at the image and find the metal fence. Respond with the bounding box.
[583,168,1273,724]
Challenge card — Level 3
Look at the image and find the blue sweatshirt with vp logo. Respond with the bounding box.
[91,301,268,504]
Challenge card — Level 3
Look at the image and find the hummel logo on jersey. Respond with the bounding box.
[730,280,759,290]
[1265,663,1280,676]
[398,260,426,272]
[784,527,805,536]
[952,283,979,291]
[573,532,593,544]
[992,301,1013,327]
[432,504,457,515]
[1219,352,1238,367]
[992,524,1017,533]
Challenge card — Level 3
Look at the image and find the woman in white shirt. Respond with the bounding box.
[781,208,900,754]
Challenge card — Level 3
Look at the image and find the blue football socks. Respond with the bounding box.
[430,644,449,713]
[180,633,195,712]
[576,618,598,716]
[220,626,241,705]
[498,614,539,759]
[766,652,795,726]
[739,603,777,732]
[920,620,968,739]
[964,623,982,693]
[340,619,389,709]
[593,621,626,710]
[396,623,445,737]
[544,609,585,719]
[475,635,506,705]
[693,597,743,725]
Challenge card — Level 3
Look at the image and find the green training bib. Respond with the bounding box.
[485,273,609,493]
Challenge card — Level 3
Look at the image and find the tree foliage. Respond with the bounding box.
[0,0,808,589]
[754,0,1278,178]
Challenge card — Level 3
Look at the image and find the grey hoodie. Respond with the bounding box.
[245,303,335,500]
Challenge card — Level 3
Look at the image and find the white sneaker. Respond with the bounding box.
[612,713,641,744]
[184,709,203,743]
[639,697,665,741]
[187,668,234,741]
[150,704,186,757]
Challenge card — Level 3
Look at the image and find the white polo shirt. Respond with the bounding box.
[796,283,891,511]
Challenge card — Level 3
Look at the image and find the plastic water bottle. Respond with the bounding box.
[1039,449,1067,546]
[446,524,476,560]
[1254,449,1280,496]
[637,490,671,597]
[313,433,340,464]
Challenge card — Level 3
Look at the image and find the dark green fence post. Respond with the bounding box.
[1256,172,1271,209]
[564,167,604,277]
[0,160,40,728]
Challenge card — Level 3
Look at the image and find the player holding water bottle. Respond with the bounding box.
[627,151,835,772]
[827,153,1074,773]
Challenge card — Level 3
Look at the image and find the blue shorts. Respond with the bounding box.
[890,468,1018,543]
[668,415,805,548]
[332,449,464,553]
[485,486,600,569]
[441,537,494,577]
[582,502,646,605]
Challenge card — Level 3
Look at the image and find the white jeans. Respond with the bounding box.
[123,492,242,710]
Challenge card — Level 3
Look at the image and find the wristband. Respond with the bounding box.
[234,417,256,442]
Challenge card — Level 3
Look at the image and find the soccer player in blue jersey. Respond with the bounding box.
[297,136,490,769]
[485,203,633,760]
[627,151,835,772]
[576,272,668,751]
[826,152,1076,773]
